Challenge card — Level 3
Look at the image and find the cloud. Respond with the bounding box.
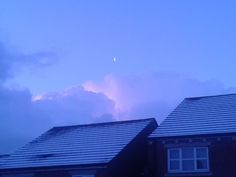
[1,71,235,154]
[0,85,116,154]
[32,86,115,125]
[0,86,50,153]
[83,73,235,123]
[0,41,59,153]
[0,40,117,154]
[0,41,58,82]
[0,39,235,154]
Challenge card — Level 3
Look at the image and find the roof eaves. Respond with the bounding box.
[185,93,236,100]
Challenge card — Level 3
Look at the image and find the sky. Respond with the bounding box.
[0,0,236,153]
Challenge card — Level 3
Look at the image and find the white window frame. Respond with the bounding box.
[72,175,94,177]
[3,174,34,177]
[168,147,209,173]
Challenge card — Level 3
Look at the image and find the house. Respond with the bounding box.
[149,94,236,177]
[0,118,157,177]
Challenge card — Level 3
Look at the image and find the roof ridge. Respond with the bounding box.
[185,93,236,100]
[53,118,156,129]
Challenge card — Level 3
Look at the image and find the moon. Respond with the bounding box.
[113,57,117,63]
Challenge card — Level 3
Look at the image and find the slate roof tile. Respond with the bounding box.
[1,118,156,170]
[150,94,236,138]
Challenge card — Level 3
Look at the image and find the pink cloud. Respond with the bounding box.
[83,75,132,118]
[83,73,232,122]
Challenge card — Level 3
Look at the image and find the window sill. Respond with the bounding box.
[165,172,212,177]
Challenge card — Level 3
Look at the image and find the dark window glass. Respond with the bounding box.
[182,160,194,171]
[182,148,194,158]
[196,148,207,158]
[169,160,180,170]
[169,149,180,159]
[196,159,208,169]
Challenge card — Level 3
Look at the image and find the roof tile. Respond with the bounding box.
[150,94,236,138]
[1,118,155,170]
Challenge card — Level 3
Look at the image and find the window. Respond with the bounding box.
[168,147,209,173]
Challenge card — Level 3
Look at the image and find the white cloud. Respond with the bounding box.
[32,86,115,125]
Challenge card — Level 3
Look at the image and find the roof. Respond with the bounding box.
[150,93,236,138]
[0,155,10,167]
[0,118,156,170]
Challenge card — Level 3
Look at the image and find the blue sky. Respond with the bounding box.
[0,0,236,93]
[0,0,236,153]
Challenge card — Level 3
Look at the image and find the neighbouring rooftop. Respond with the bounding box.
[0,118,156,170]
[150,93,236,138]
[0,155,10,167]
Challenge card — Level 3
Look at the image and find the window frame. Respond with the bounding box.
[167,147,209,173]
[3,174,34,177]
[71,175,94,177]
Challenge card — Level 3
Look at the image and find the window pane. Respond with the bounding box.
[197,159,208,170]
[169,160,180,170]
[182,160,194,171]
[196,148,207,158]
[169,149,180,159]
[182,148,194,158]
